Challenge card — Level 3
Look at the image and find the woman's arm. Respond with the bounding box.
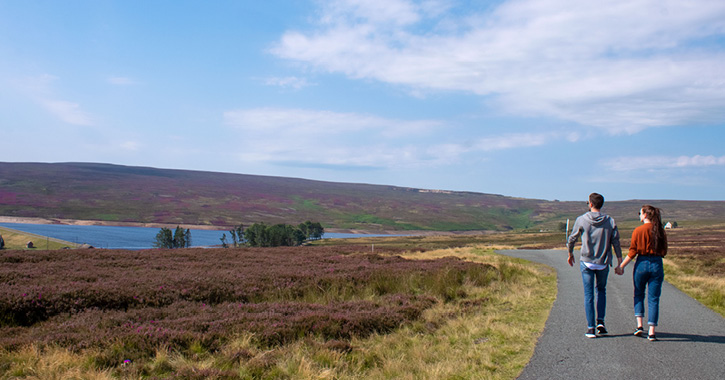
[616,226,641,275]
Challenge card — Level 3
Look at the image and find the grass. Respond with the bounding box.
[0,227,79,250]
[0,245,556,379]
[314,230,566,251]
[664,261,724,317]
[660,223,725,317]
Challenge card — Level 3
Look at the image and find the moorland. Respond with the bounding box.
[2,162,725,232]
[0,161,723,378]
[0,224,722,379]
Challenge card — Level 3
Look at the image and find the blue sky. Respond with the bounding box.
[2,0,724,201]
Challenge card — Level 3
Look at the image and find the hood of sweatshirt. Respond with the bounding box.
[584,212,608,226]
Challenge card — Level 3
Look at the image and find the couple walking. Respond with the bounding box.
[567,193,667,341]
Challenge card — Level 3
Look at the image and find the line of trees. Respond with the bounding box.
[220,221,324,248]
[153,226,192,249]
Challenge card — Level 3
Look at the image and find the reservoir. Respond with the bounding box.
[0,223,392,249]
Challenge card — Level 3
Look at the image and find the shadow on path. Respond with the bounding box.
[655,332,725,344]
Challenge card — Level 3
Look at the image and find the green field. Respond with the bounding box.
[0,227,79,250]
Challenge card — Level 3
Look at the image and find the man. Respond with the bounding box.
[567,193,622,338]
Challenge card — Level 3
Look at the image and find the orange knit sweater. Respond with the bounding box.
[628,223,667,259]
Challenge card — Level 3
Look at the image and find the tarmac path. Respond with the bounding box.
[497,249,725,380]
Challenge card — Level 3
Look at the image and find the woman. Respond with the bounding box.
[615,205,667,341]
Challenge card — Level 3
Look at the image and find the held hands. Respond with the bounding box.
[567,254,575,267]
[614,257,624,275]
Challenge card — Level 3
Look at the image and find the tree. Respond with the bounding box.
[309,222,324,240]
[299,221,311,238]
[220,233,229,248]
[244,221,322,247]
[153,227,174,248]
[245,223,270,247]
[299,221,324,240]
[228,224,244,248]
[153,226,192,249]
[184,228,192,247]
[292,228,306,246]
[173,226,187,248]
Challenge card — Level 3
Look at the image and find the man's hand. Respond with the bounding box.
[614,266,624,275]
[567,254,575,267]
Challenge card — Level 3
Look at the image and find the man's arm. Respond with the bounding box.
[566,218,581,267]
[611,221,623,267]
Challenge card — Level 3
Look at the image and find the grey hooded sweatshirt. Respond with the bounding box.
[567,211,622,266]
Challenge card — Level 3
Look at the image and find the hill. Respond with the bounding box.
[1,162,723,232]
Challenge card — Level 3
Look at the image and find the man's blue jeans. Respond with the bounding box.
[633,255,664,326]
[580,262,609,328]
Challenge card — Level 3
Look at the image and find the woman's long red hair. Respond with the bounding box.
[642,204,667,255]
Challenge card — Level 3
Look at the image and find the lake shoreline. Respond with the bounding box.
[0,216,461,236]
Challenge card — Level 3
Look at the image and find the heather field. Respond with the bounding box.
[662,223,725,316]
[0,245,556,379]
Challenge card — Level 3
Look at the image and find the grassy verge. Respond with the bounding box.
[0,246,555,379]
[0,227,79,250]
[665,259,724,317]
[661,223,725,317]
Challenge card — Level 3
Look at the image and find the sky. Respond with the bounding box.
[1,0,724,201]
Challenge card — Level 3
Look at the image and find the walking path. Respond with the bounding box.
[497,249,725,380]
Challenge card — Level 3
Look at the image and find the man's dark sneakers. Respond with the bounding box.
[585,328,596,338]
[596,323,608,335]
[634,327,644,337]
[648,334,657,341]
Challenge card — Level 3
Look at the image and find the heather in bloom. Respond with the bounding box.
[0,246,497,359]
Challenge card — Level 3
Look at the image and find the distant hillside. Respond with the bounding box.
[1,162,723,232]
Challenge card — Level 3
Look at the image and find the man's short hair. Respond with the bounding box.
[589,193,604,209]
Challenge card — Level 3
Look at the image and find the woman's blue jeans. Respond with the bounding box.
[580,262,609,329]
[633,255,664,326]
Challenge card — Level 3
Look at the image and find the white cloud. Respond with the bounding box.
[14,74,95,126]
[473,132,556,151]
[263,76,313,90]
[223,107,573,169]
[604,155,725,171]
[119,141,141,151]
[272,0,725,133]
[224,107,452,168]
[224,107,439,137]
[39,99,94,126]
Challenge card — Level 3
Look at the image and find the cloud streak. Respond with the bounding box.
[223,107,575,169]
[272,0,725,134]
[263,76,313,90]
[604,155,725,171]
[14,74,94,126]
[39,99,94,126]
